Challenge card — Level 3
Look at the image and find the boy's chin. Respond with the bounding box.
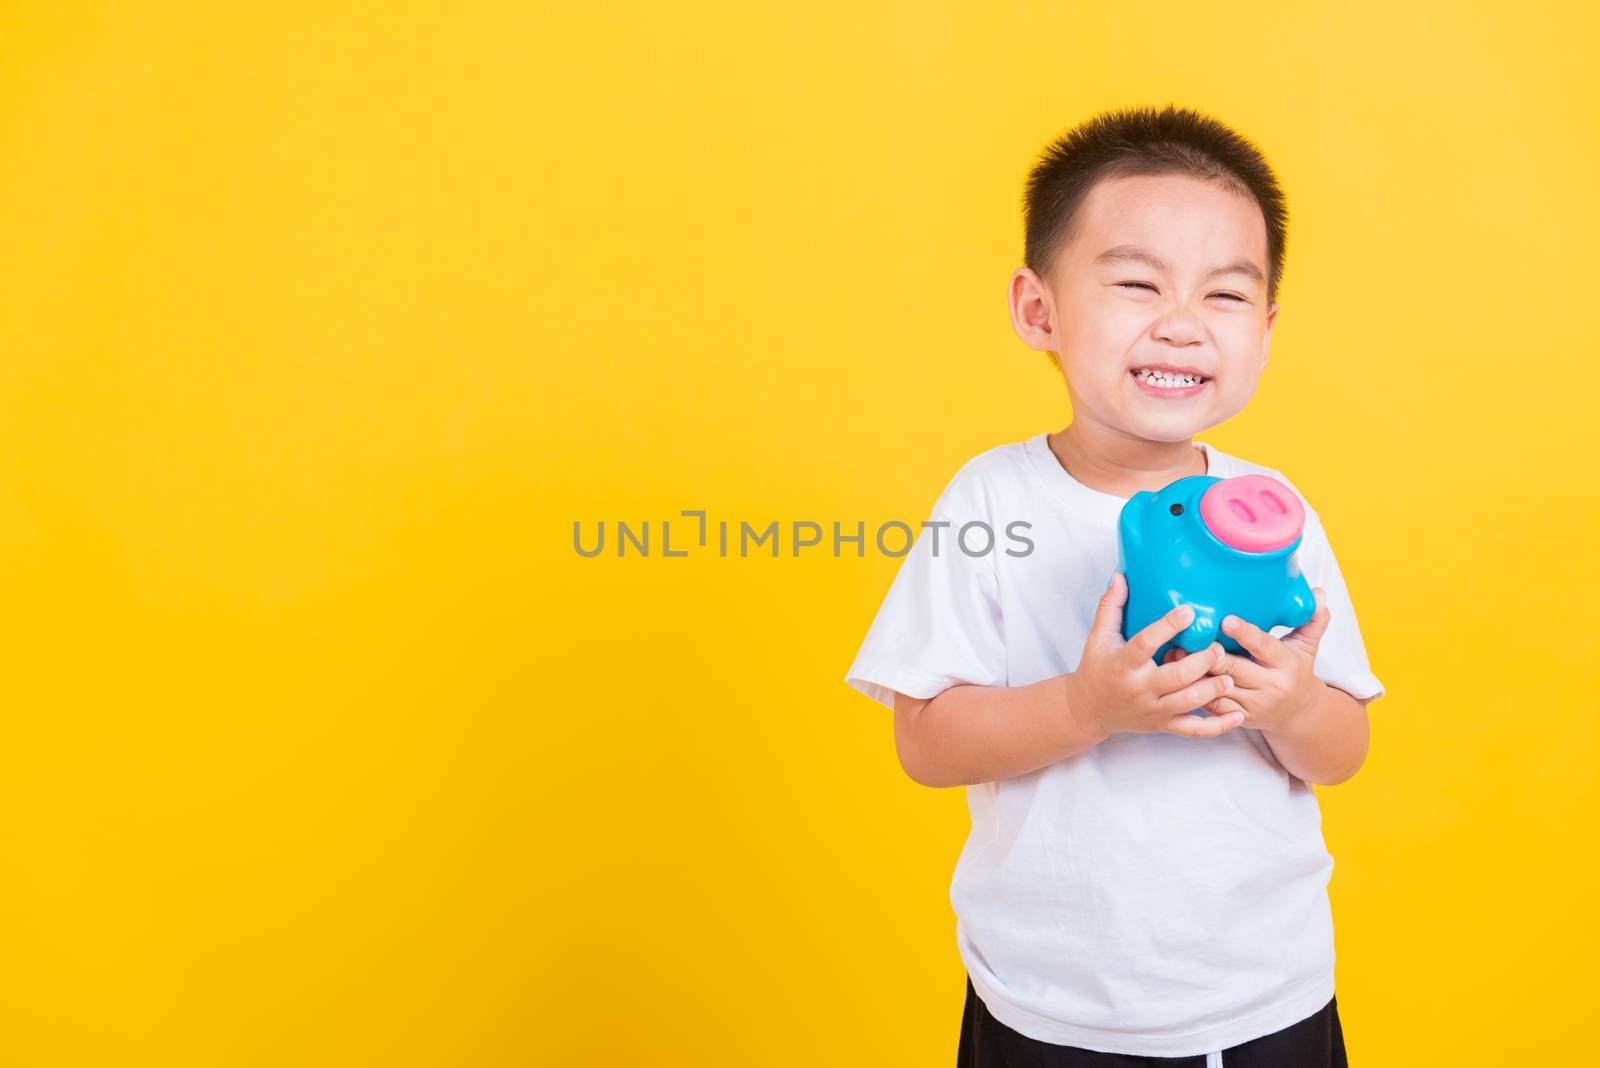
[1115,411,1216,445]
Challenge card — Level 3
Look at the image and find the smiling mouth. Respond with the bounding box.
[1129,367,1211,391]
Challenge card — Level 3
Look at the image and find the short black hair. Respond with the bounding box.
[1023,104,1289,316]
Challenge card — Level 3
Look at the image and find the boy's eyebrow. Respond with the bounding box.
[1093,244,1265,285]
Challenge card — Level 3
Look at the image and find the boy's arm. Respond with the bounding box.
[891,676,1108,789]
[1260,684,1372,787]
[888,583,1245,788]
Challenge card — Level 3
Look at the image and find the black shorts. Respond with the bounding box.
[957,975,1348,1067]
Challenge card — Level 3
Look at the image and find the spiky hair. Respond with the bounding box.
[1023,104,1289,315]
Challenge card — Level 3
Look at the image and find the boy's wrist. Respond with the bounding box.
[1253,676,1326,735]
[1059,672,1113,746]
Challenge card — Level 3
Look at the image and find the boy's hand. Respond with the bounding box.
[1062,571,1244,741]
[1176,588,1332,733]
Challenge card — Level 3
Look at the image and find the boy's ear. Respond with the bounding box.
[1260,301,1279,370]
[1009,266,1060,356]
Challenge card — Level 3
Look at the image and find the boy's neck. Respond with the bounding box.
[1048,422,1209,499]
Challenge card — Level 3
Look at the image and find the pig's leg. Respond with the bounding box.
[1174,603,1222,653]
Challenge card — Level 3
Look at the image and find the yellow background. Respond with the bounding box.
[1,2,1595,1064]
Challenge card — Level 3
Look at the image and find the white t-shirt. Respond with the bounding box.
[845,431,1385,1057]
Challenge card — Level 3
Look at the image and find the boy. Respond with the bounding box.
[845,105,1384,1066]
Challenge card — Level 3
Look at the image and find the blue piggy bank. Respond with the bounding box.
[1117,472,1316,669]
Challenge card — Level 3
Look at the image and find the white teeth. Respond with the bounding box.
[1133,368,1206,388]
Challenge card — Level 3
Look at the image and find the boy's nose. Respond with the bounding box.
[1197,474,1305,553]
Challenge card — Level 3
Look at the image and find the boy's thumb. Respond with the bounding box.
[1091,571,1127,636]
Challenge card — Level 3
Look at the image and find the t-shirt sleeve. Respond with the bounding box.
[843,459,1007,710]
[1278,488,1386,704]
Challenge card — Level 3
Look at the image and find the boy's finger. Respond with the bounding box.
[1153,641,1225,692]
[1162,708,1245,739]
[1089,570,1129,642]
[1126,601,1197,664]
[1219,613,1286,668]
[1205,648,1271,690]
[1155,671,1235,718]
[1284,587,1331,653]
[1203,694,1247,720]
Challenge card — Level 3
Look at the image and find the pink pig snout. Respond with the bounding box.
[1197,474,1306,553]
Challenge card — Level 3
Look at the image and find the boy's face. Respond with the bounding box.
[1012,172,1278,444]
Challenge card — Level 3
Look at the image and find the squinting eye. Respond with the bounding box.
[1119,282,1246,303]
